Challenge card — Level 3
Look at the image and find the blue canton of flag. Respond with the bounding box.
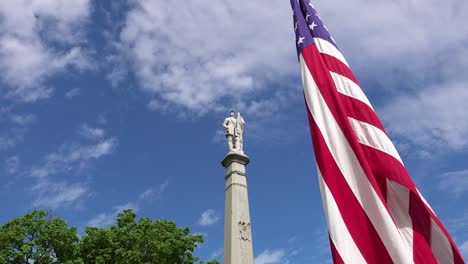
[292,0,336,56]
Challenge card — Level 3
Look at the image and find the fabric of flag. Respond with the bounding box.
[290,1,465,263]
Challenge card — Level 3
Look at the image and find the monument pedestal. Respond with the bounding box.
[222,151,254,264]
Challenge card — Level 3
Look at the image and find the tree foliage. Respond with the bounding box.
[0,210,79,264]
[80,209,205,264]
[0,210,220,264]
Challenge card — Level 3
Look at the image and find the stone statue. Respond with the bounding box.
[223,110,237,152]
[223,111,245,153]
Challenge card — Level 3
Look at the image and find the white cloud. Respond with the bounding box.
[209,248,223,261]
[114,0,468,158]
[87,212,115,228]
[88,202,139,228]
[115,0,468,118]
[5,156,19,174]
[139,189,154,201]
[0,109,35,150]
[0,0,92,102]
[138,180,169,201]
[105,50,129,88]
[315,227,333,258]
[198,209,220,227]
[213,129,226,145]
[438,170,468,197]
[114,202,139,213]
[444,212,468,261]
[309,1,468,105]
[289,248,302,257]
[0,137,16,150]
[10,114,35,126]
[460,240,468,261]
[28,136,117,209]
[254,249,286,264]
[30,137,117,178]
[32,180,88,209]
[380,82,468,153]
[447,211,468,237]
[159,180,169,194]
[118,0,296,114]
[65,88,81,98]
[79,124,105,140]
[88,180,168,227]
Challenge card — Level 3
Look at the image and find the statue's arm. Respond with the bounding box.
[223,118,229,128]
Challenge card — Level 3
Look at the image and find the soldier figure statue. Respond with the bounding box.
[223,110,245,153]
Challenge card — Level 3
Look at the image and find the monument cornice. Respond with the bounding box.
[221,152,250,167]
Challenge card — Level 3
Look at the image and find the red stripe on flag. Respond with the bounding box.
[409,192,438,264]
[374,169,388,202]
[306,108,394,264]
[321,54,359,84]
[329,235,345,264]
[338,95,386,132]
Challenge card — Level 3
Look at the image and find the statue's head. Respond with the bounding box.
[229,110,235,117]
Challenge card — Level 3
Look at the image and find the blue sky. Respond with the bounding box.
[1,0,468,263]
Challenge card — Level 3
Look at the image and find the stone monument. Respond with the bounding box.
[222,111,254,264]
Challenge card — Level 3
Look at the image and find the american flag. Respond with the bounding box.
[290,1,465,263]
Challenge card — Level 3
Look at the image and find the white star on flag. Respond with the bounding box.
[297,36,305,45]
[309,21,317,30]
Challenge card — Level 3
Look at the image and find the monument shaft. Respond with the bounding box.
[222,152,254,264]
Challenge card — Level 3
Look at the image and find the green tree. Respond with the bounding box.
[1,209,220,264]
[0,210,79,264]
[79,209,216,264]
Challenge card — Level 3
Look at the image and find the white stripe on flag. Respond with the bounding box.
[329,71,374,110]
[348,117,404,165]
[300,55,413,264]
[318,168,367,264]
[387,179,414,260]
[313,37,349,67]
[431,219,455,264]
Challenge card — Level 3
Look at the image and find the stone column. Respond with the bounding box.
[222,151,254,264]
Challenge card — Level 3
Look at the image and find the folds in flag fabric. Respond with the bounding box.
[290,1,465,263]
